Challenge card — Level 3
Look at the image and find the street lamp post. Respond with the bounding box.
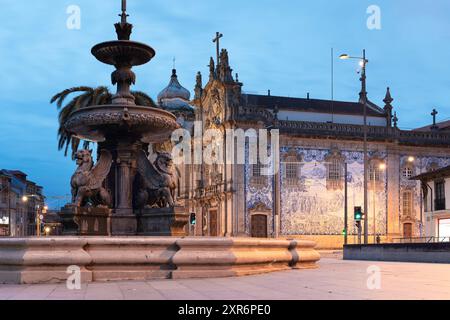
[22,194,46,237]
[340,50,370,244]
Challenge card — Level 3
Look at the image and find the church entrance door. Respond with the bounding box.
[403,223,413,238]
[209,210,218,237]
[251,215,268,238]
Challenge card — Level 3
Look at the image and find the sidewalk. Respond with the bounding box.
[1,258,449,300]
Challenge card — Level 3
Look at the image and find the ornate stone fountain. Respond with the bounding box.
[60,1,188,236]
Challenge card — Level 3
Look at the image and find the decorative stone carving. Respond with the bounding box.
[70,149,112,207]
[136,150,177,208]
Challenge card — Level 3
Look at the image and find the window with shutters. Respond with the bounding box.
[402,191,413,217]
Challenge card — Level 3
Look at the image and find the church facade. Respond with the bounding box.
[156,48,450,248]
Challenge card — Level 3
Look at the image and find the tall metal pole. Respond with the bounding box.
[360,49,369,245]
[373,174,376,243]
[8,186,11,237]
[344,162,348,245]
[36,205,40,237]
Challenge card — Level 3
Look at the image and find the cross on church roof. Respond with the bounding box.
[432,108,438,123]
[431,108,439,130]
[212,32,223,65]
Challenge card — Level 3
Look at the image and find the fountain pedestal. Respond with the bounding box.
[137,207,190,236]
[61,205,111,236]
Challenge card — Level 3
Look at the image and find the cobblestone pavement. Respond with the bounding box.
[1,257,449,300]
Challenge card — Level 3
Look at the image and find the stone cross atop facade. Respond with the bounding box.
[431,108,439,130]
[212,32,223,66]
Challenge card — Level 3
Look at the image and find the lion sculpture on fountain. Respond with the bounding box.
[70,149,112,207]
[136,150,177,208]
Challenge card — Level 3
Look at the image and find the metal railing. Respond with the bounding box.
[392,237,450,244]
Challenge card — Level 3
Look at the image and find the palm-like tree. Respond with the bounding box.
[51,86,156,158]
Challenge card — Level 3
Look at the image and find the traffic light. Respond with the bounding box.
[354,206,363,221]
[342,229,347,236]
[190,212,196,225]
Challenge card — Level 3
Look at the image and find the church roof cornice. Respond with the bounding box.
[272,119,450,148]
[241,93,386,118]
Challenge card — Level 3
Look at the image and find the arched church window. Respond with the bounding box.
[328,158,342,181]
[251,163,268,186]
[286,162,299,179]
[282,151,302,187]
[325,148,345,190]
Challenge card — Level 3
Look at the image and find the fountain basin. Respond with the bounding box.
[0,237,320,284]
[64,104,179,143]
[92,41,155,66]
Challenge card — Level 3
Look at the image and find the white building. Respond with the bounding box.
[413,165,450,239]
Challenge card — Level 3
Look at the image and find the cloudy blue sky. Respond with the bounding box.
[1,0,449,205]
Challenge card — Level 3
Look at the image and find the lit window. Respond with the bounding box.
[402,167,413,178]
[369,165,382,181]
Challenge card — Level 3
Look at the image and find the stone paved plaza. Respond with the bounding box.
[1,253,449,300]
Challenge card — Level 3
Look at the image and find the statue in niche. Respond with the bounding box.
[70,149,112,207]
[136,150,177,208]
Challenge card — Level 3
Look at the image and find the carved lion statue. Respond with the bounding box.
[70,149,112,207]
[136,150,177,208]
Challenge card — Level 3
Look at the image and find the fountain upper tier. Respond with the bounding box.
[91,40,155,66]
[64,13,180,144]
[64,104,179,144]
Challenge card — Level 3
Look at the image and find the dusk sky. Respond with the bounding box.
[1,0,449,205]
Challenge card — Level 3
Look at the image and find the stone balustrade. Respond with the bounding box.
[0,237,320,284]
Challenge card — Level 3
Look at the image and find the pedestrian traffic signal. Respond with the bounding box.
[190,213,196,225]
[354,206,363,221]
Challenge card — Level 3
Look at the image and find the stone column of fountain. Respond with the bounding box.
[61,3,187,236]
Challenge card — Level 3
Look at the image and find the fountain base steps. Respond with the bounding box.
[0,237,320,284]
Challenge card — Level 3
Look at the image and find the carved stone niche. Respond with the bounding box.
[324,147,345,191]
[249,202,272,215]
